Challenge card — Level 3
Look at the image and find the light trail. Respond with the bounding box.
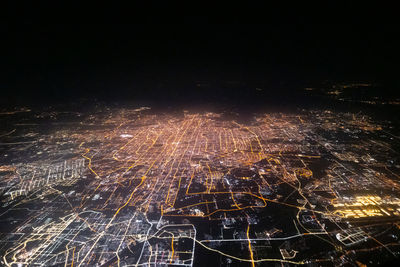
[246,224,255,267]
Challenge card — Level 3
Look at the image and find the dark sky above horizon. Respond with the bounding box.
[7,23,400,106]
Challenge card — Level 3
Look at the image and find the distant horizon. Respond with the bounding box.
[9,23,400,107]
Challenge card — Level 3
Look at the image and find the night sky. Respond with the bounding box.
[8,23,400,107]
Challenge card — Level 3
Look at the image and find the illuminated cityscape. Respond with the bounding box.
[1,98,399,266]
[5,20,400,266]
